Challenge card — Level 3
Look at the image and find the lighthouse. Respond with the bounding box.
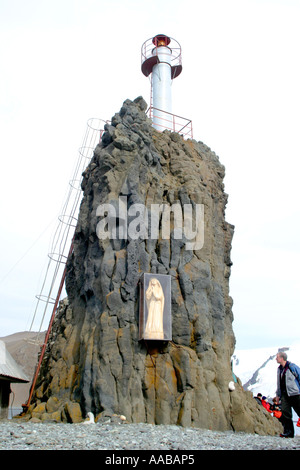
[141,34,182,131]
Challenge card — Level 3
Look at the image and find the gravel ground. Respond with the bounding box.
[0,420,299,451]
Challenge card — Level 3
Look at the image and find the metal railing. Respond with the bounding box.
[148,107,193,139]
[141,36,182,79]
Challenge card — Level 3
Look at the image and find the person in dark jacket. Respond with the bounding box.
[275,351,300,438]
[254,393,263,405]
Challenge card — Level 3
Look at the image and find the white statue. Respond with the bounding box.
[144,278,165,340]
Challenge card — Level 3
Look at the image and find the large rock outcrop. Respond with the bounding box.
[28,97,282,435]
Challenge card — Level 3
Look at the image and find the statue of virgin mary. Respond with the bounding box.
[144,277,165,340]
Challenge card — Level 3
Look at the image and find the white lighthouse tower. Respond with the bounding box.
[141,34,182,132]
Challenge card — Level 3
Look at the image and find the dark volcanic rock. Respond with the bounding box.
[30,97,282,435]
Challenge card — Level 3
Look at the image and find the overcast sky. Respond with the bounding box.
[0,0,299,350]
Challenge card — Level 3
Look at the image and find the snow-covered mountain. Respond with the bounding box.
[232,342,300,435]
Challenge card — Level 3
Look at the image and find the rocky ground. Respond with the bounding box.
[0,419,299,451]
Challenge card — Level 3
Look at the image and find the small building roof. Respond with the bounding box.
[0,340,29,383]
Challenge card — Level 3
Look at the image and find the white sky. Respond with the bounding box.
[0,0,299,350]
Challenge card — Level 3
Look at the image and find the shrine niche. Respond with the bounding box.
[139,273,172,341]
